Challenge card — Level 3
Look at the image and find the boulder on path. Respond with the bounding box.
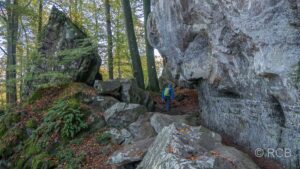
[128,113,156,141]
[24,6,101,96]
[109,138,155,168]
[95,79,154,110]
[137,124,260,169]
[150,113,189,133]
[89,95,119,113]
[104,103,147,128]
[94,80,121,98]
[105,128,133,145]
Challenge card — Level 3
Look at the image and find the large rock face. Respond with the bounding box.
[25,6,101,95]
[137,124,260,169]
[148,0,300,168]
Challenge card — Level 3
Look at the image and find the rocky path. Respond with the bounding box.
[0,80,285,169]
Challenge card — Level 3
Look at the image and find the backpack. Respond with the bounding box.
[164,87,171,97]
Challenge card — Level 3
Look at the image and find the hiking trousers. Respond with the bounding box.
[165,96,171,111]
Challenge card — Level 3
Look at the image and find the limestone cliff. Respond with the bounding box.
[148,0,300,168]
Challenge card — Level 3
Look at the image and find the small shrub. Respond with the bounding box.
[25,119,38,129]
[46,98,88,139]
[0,122,6,137]
[28,90,43,104]
[69,138,84,145]
[96,132,111,145]
[4,112,20,127]
[57,148,86,169]
[32,152,55,169]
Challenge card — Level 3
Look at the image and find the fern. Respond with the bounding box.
[46,98,88,139]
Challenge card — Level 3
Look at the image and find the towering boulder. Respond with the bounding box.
[25,6,101,96]
[148,0,300,168]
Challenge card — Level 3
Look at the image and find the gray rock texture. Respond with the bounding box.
[105,128,133,145]
[104,102,147,128]
[94,80,121,97]
[137,124,260,169]
[120,79,155,111]
[128,113,156,141]
[150,113,189,133]
[89,95,119,113]
[94,79,154,110]
[109,138,155,167]
[25,6,101,95]
[148,0,300,168]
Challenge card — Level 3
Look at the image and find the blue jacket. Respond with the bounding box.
[161,86,175,100]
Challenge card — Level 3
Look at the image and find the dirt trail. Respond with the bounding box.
[153,88,199,115]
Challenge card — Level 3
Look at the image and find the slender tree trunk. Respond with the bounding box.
[143,0,159,91]
[92,0,99,40]
[5,0,18,106]
[121,0,145,89]
[37,0,43,43]
[105,0,114,79]
[20,20,29,102]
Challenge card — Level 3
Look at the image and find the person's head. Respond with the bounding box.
[168,83,172,88]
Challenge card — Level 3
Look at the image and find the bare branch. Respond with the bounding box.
[0,46,8,56]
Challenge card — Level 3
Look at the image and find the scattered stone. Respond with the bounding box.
[109,138,155,168]
[104,103,147,128]
[128,113,156,141]
[150,113,189,133]
[105,128,133,145]
[87,113,106,133]
[89,95,119,113]
[137,124,260,169]
[94,79,154,110]
[120,79,154,110]
[94,80,121,97]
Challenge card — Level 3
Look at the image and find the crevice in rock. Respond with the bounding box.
[270,96,286,128]
[218,89,240,98]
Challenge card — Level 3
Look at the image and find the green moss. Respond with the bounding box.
[69,137,84,145]
[32,152,55,169]
[0,142,6,156]
[56,148,85,169]
[0,127,24,157]
[25,119,38,129]
[0,122,7,137]
[28,90,43,104]
[4,112,20,127]
[96,132,111,145]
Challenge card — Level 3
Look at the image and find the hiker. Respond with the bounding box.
[161,83,175,111]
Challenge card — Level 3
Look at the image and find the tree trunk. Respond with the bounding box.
[105,0,114,79]
[121,0,145,89]
[5,0,18,106]
[143,0,159,91]
[37,0,43,43]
